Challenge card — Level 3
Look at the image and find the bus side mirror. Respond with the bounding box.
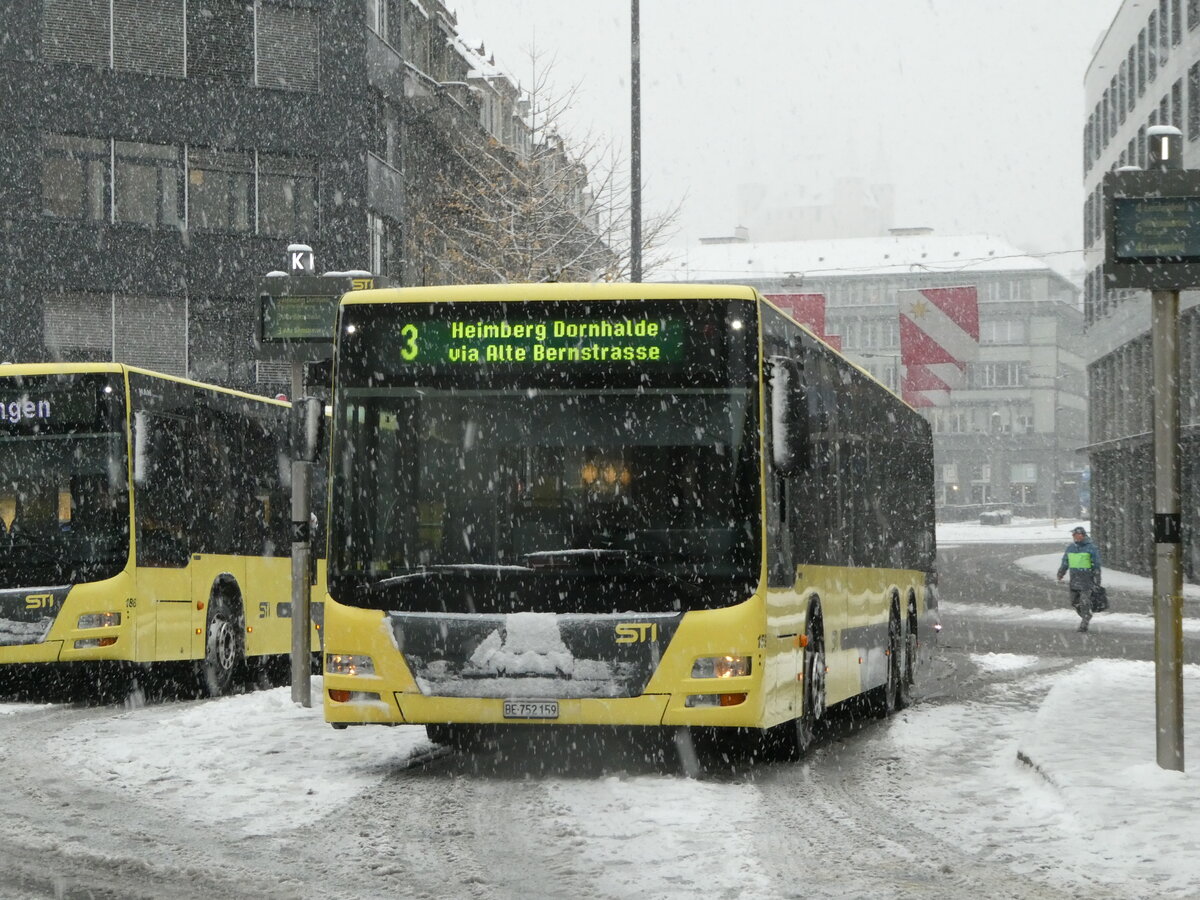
[290,397,325,463]
[768,356,809,475]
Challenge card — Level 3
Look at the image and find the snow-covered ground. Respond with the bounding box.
[4,663,1196,896]
[934,516,1199,892]
[0,516,1194,896]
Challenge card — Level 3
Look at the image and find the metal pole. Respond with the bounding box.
[630,0,642,283]
[289,362,312,707]
[1151,289,1184,771]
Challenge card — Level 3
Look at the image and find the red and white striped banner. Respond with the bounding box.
[898,286,979,408]
[765,293,842,350]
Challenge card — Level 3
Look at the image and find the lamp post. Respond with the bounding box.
[630,0,642,282]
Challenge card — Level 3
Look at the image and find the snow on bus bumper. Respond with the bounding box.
[323,595,767,728]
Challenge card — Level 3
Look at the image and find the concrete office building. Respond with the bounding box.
[664,229,1087,520]
[1084,0,1200,579]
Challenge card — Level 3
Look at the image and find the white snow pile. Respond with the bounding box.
[46,678,434,836]
[1016,660,1200,895]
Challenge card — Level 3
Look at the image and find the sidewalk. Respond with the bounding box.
[1015,660,1200,894]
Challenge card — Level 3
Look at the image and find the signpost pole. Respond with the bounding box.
[290,449,312,707]
[287,245,315,709]
[255,245,388,707]
[1151,288,1184,771]
[1103,126,1188,772]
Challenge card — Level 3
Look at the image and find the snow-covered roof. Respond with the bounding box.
[453,34,520,90]
[658,233,1064,283]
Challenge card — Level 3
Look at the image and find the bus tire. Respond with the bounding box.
[795,605,825,756]
[899,597,918,708]
[425,723,483,750]
[201,591,245,698]
[878,605,904,717]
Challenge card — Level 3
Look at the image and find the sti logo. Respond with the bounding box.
[25,593,55,610]
[614,622,658,643]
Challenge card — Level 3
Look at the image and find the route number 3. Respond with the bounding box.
[400,324,419,360]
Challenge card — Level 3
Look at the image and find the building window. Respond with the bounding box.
[368,211,385,275]
[42,133,109,221]
[1149,11,1159,82]
[256,2,319,92]
[972,362,1029,388]
[1190,63,1200,140]
[1110,77,1119,135]
[113,0,185,77]
[1119,61,1128,124]
[1174,0,1183,43]
[1190,0,1200,30]
[188,148,254,232]
[1128,47,1137,112]
[114,140,182,228]
[1138,30,1148,95]
[258,153,317,237]
[1010,463,1038,484]
[366,0,387,38]
[188,0,254,81]
[114,294,187,375]
[42,0,110,67]
[980,320,1026,345]
[43,292,113,361]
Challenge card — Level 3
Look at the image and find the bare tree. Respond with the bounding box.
[403,49,679,285]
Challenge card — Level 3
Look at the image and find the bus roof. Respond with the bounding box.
[339,282,763,307]
[0,362,290,408]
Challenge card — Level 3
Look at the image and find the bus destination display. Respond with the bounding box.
[392,316,685,365]
[0,384,99,429]
[1113,196,1200,261]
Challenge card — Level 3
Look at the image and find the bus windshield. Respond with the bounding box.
[330,297,761,613]
[0,373,129,589]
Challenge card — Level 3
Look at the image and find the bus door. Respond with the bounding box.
[132,404,195,661]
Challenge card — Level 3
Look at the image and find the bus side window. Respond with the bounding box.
[134,411,190,568]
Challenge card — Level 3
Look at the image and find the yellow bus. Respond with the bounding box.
[322,283,937,757]
[0,363,323,696]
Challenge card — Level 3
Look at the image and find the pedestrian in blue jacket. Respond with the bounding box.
[1057,526,1101,632]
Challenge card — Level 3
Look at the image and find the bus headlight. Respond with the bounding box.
[77,612,122,629]
[326,653,375,676]
[691,655,751,678]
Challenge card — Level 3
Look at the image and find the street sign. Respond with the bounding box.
[1103,169,1200,289]
[255,273,387,360]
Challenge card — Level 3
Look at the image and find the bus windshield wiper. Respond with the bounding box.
[523,549,704,595]
[369,563,533,591]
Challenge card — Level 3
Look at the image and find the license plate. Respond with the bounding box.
[503,699,559,719]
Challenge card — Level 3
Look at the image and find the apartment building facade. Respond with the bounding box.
[0,0,584,394]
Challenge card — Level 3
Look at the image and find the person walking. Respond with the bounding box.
[1057,526,1102,632]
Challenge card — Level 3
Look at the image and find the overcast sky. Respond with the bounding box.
[450,1,1122,271]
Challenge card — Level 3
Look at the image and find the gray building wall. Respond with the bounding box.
[1084,0,1200,581]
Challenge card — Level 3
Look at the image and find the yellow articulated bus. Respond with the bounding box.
[0,363,323,696]
[322,283,937,757]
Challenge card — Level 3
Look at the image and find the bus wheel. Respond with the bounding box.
[426,723,484,751]
[201,593,244,698]
[796,613,825,755]
[899,604,918,708]
[879,610,904,717]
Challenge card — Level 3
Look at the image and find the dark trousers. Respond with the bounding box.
[1070,589,1092,623]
